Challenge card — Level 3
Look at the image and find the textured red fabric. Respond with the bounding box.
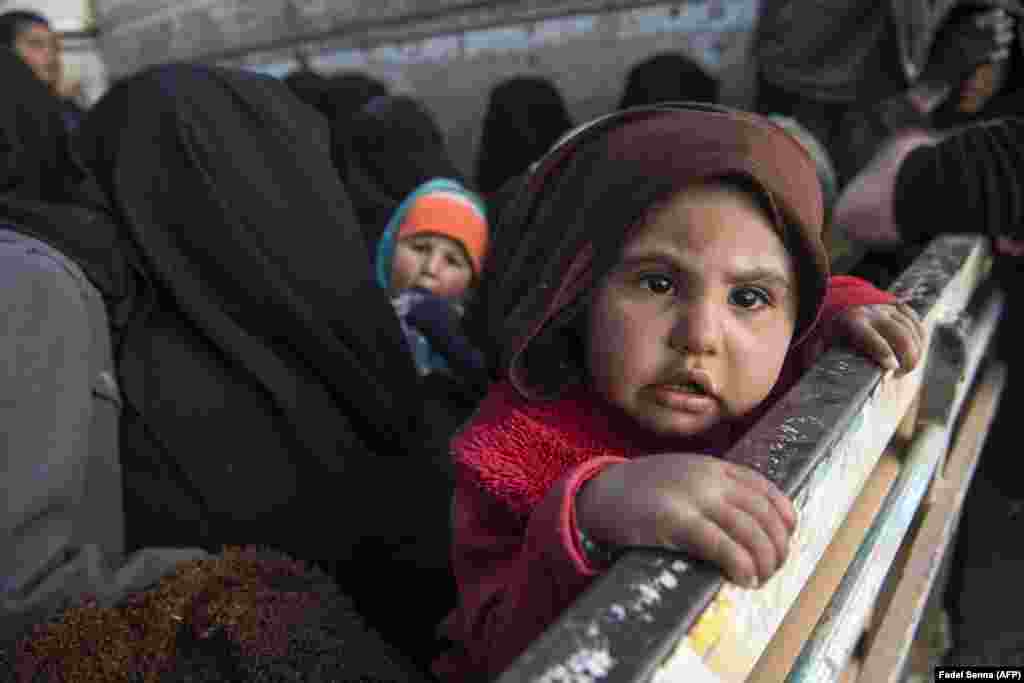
[435,274,895,682]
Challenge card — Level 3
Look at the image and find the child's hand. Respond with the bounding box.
[836,301,926,374]
[576,454,796,588]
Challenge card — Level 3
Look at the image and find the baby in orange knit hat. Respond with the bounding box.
[376,178,489,387]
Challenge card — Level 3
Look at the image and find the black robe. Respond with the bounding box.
[5,59,457,669]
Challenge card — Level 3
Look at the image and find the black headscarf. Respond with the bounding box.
[618,52,719,109]
[342,94,463,247]
[322,71,389,122]
[282,67,330,115]
[474,76,574,196]
[2,48,75,201]
[322,71,389,179]
[10,61,454,663]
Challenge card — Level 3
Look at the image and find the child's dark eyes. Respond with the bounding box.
[730,286,771,309]
[639,274,675,295]
[637,274,772,309]
[445,253,469,269]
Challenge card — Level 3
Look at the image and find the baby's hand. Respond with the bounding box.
[576,454,796,588]
[836,301,926,374]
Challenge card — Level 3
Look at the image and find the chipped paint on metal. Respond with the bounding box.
[536,648,616,683]
[684,584,738,657]
[653,622,729,683]
[528,558,697,681]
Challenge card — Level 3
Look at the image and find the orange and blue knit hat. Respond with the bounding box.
[376,178,489,289]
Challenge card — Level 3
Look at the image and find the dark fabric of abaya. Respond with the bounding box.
[618,53,719,110]
[2,48,80,202]
[282,68,331,116]
[40,63,455,666]
[343,94,464,249]
[324,72,389,178]
[322,72,389,122]
[474,76,574,196]
[895,117,1024,244]
[0,48,140,324]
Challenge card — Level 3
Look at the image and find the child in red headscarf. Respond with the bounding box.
[436,107,925,681]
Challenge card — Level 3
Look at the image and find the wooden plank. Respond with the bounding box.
[858,362,1008,683]
[743,447,903,683]
[785,422,950,683]
[498,235,991,683]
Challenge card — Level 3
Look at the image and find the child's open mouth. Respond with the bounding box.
[674,381,706,395]
[650,381,717,414]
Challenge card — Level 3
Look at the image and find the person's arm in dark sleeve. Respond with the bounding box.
[834,7,1014,181]
[895,117,1024,245]
[0,238,205,647]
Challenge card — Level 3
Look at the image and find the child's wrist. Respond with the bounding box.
[574,478,622,569]
[576,524,620,569]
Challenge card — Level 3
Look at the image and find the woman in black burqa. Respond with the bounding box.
[618,52,719,110]
[324,72,390,179]
[1,57,456,671]
[474,76,574,198]
[341,94,464,250]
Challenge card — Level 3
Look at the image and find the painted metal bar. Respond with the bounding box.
[785,288,1005,683]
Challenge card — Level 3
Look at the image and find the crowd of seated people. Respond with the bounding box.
[1,1,1022,679]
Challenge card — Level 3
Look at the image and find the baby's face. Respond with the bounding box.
[585,183,798,440]
[391,233,473,299]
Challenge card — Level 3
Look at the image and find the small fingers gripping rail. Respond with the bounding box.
[499,234,1007,683]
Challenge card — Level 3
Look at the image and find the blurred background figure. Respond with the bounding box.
[0,9,82,131]
[617,51,719,109]
[283,67,330,114]
[754,0,1020,183]
[322,71,390,178]
[1,9,60,89]
[322,71,390,123]
[929,2,1024,128]
[341,94,464,251]
[474,75,574,198]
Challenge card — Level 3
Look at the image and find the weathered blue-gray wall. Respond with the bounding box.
[93,0,761,175]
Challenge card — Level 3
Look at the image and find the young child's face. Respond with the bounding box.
[585,182,799,439]
[391,233,473,299]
